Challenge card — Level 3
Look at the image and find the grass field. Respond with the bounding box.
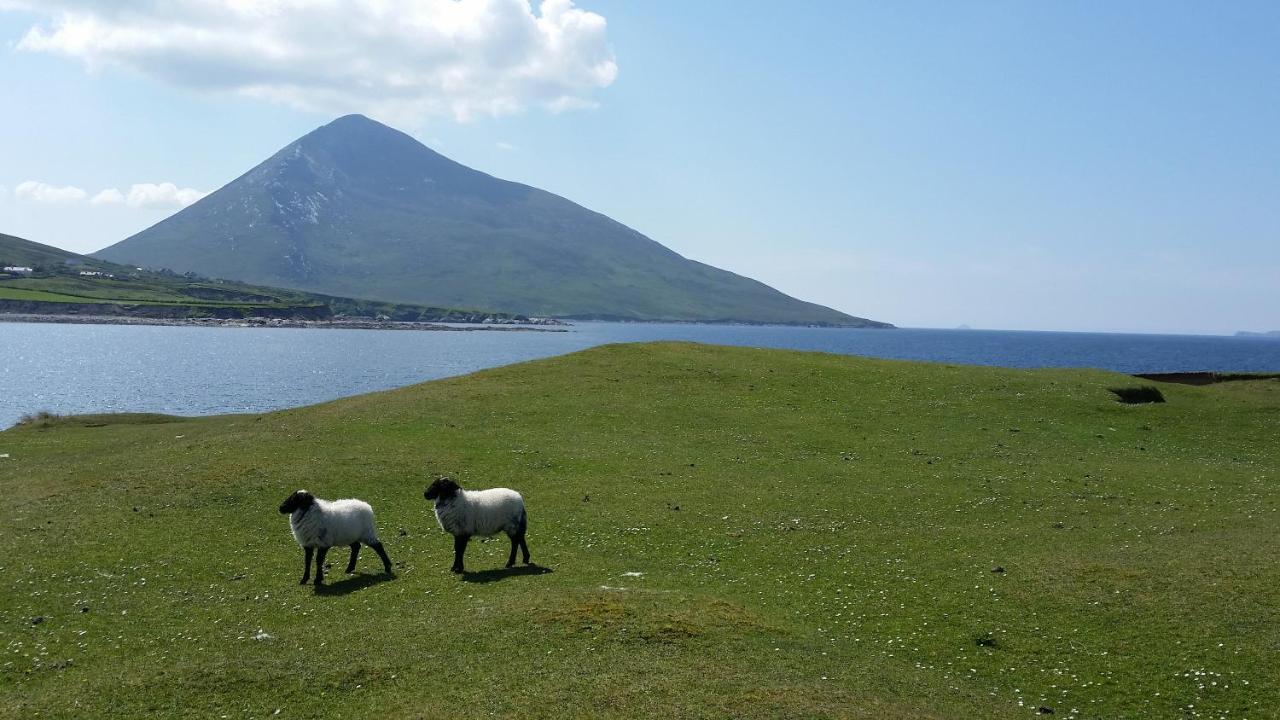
[1,343,1277,719]
[0,277,291,306]
[1,233,526,322]
[0,287,116,303]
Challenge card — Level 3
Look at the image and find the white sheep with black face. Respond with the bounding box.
[278,490,393,586]
[423,477,530,574]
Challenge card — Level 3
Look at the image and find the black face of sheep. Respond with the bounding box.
[279,490,316,515]
[424,477,460,502]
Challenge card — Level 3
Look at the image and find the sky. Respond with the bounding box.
[0,1,1277,335]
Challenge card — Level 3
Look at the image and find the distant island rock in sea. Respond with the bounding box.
[1235,330,1280,339]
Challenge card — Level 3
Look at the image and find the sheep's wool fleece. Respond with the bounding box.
[435,488,524,537]
[290,498,380,548]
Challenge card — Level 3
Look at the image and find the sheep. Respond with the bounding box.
[278,490,393,586]
[423,477,529,574]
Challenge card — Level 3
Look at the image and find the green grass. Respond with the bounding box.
[0,287,116,303]
[1,232,528,322]
[1,343,1277,719]
[1,276,286,306]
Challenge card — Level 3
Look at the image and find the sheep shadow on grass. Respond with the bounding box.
[460,564,553,584]
[314,571,396,596]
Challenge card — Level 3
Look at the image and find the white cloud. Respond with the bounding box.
[13,180,206,209]
[14,180,88,204]
[90,187,125,205]
[123,182,206,209]
[8,0,618,123]
[496,141,518,151]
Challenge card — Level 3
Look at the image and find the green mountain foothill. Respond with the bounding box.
[0,232,543,325]
[93,115,889,327]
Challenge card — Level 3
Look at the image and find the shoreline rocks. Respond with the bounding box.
[0,313,569,332]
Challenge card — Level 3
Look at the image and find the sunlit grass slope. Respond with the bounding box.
[1,343,1277,719]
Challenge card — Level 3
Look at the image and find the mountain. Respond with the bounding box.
[0,232,84,268]
[94,115,889,327]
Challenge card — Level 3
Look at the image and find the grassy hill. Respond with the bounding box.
[0,232,531,322]
[0,232,86,268]
[1,343,1276,718]
[93,115,889,327]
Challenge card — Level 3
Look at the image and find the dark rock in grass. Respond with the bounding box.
[992,566,1005,574]
[1038,707,1054,714]
[31,616,45,625]
[1052,522,1065,529]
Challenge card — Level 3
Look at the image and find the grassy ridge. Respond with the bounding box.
[1,343,1277,718]
[1,276,289,306]
[0,232,530,322]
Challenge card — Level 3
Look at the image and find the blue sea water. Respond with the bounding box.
[2,321,1278,429]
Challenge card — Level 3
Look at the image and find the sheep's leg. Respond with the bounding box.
[314,546,328,586]
[506,534,519,568]
[369,542,393,574]
[516,509,530,564]
[452,535,469,574]
[346,542,361,573]
[300,547,314,585]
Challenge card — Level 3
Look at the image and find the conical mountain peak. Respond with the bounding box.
[93,117,888,327]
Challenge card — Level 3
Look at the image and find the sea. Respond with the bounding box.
[2,321,1278,429]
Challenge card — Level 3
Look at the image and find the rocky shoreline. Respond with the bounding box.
[0,313,569,332]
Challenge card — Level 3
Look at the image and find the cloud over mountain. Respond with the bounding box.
[14,181,88,204]
[17,180,205,209]
[124,183,208,209]
[8,0,618,123]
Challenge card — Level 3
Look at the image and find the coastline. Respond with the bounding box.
[0,313,569,332]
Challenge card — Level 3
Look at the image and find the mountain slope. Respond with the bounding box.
[1,232,531,323]
[0,232,83,268]
[94,115,889,326]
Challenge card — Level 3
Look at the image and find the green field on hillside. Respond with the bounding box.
[0,276,293,306]
[0,232,534,322]
[0,284,279,308]
[0,287,115,304]
[1,343,1276,719]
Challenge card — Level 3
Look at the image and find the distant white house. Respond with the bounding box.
[79,270,115,278]
[3,266,33,273]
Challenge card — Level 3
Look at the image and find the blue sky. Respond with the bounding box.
[1,1,1277,334]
